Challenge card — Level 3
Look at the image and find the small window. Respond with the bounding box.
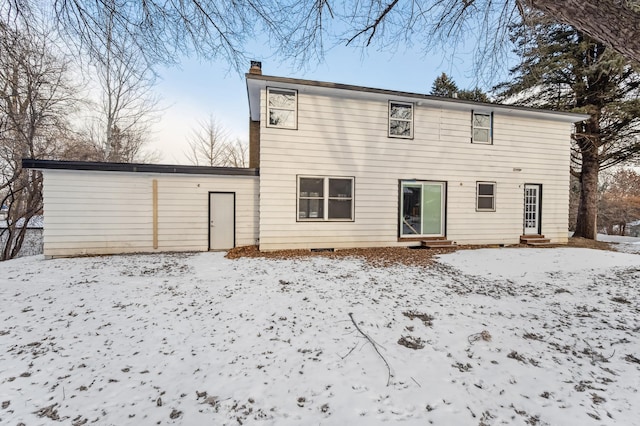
[472,112,492,144]
[389,101,413,138]
[267,87,297,129]
[477,182,496,211]
[298,176,354,221]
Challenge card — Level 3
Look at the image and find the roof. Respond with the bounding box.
[246,73,590,123]
[22,159,260,176]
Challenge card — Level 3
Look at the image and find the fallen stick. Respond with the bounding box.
[348,312,393,386]
[339,343,358,360]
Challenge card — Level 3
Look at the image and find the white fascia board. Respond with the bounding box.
[246,74,589,124]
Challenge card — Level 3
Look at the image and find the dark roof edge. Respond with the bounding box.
[246,73,589,121]
[22,159,260,176]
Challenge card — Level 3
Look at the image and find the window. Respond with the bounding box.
[298,176,354,221]
[476,182,496,211]
[267,88,297,129]
[389,101,413,138]
[472,112,492,144]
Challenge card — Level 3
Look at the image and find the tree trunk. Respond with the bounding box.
[574,151,599,239]
[524,0,640,64]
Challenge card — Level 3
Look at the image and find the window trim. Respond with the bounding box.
[398,180,447,238]
[472,111,493,144]
[476,181,496,212]
[297,175,355,222]
[388,101,414,139]
[266,87,298,130]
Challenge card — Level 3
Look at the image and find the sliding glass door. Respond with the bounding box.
[400,181,445,237]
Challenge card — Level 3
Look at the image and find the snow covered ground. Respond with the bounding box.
[598,234,640,254]
[0,229,43,258]
[1,247,639,425]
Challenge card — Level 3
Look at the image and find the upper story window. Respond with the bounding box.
[476,181,496,211]
[389,101,413,138]
[472,111,492,144]
[298,176,354,221]
[267,87,297,129]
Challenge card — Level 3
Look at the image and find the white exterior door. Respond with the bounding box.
[209,192,235,250]
[524,184,541,235]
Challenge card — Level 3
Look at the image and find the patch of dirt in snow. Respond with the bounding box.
[226,244,455,267]
[568,237,616,251]
[228,240,622,269]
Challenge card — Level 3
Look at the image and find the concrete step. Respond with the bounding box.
[520,234,552,246]
[421,239,457,249]
[526,241,554,247]
[520,235,548,243]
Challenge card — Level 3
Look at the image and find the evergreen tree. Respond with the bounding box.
[457,88,491,103]
[430,73,459,97]
[430,73,490,102]
[497,16,640,239]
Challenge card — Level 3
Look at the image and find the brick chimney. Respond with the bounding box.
[249,61,261,168]
[249,60,262,75]
[249,119,260,168]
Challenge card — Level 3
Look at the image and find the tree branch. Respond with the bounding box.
[346,0,400,46]
[348,312,393,386]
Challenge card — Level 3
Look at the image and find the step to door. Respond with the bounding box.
[421,239,457,249]
[520,235,552,246]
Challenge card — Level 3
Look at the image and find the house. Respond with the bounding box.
[23,63,587,258]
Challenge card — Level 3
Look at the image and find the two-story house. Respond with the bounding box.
[246,62,586,251]
[24,63,587,257]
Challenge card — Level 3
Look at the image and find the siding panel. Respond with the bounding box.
[259,88,572,250]
[42,170,258,257]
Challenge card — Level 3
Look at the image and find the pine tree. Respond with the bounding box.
[430,73,459,97]
[457,88,490,103]
[497,15,640,239]
[430,73,490,102]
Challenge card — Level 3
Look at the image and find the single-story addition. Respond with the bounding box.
[24,63,588,258]
[20,161,259,258]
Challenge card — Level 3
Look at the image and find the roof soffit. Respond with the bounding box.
[246,74,589,123]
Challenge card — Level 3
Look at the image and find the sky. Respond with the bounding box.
[150,42,499,164]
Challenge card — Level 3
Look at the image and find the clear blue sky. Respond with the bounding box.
[151,42,505,164]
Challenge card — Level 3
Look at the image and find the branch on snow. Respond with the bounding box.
[348,312,393,386]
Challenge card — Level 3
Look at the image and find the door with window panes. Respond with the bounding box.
[523,184,541,235]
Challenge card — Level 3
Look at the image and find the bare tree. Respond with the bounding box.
[185,116,248,167]
[4,1,640,76]
[226,139,249,167]
[84,1,161,163]
[0,21,77,260]
[598,169,640,235]
[50,0,283,70]
[185,116,231,167]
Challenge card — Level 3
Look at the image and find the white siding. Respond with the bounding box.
[259,89,572,250]
[42,170,258,257]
